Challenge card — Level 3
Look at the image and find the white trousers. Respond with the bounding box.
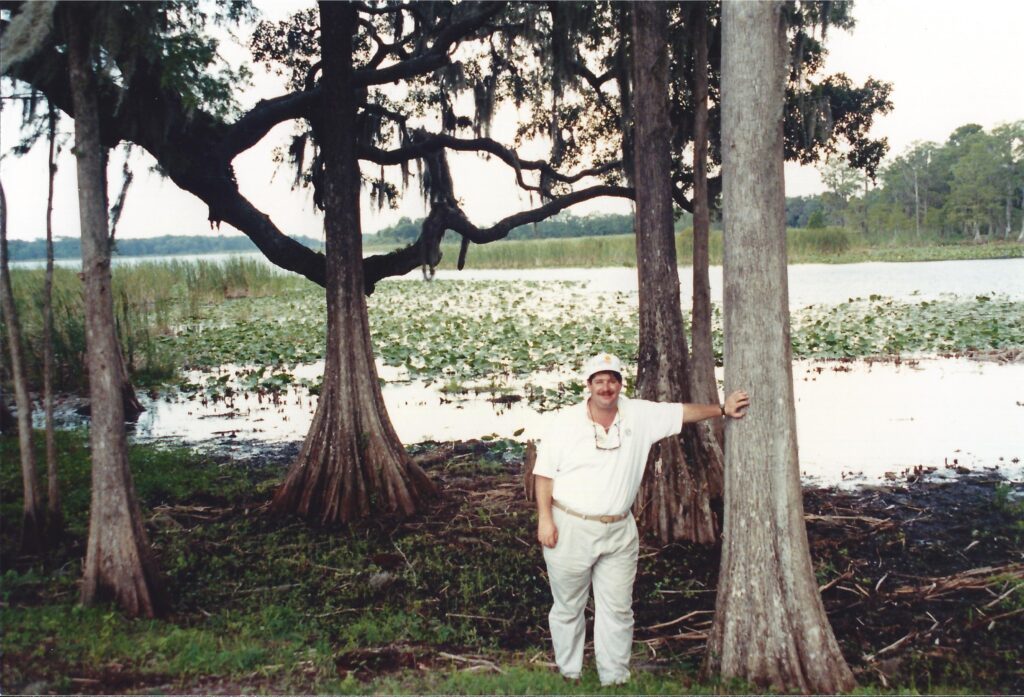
[542,505,639,685]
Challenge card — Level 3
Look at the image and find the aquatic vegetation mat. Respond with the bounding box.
[155,280,1024,410]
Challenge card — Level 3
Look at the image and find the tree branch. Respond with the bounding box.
[568,59,619,115]
[352,2,505,86]
[442,185,634,243]
[361,183,633,289]
[360,132,620,194]
[220,90,321,160]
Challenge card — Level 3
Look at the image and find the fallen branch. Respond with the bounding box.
[889,563,1023,601]
[969,606,1024,630]
[447,612,510,624]
[642,610,713,632]
[819,570,854,593]
[438,651,505,674]
[865,631,915,662]
[983,581,1022,609]
[641,630,708,646]
[805,513,892,527]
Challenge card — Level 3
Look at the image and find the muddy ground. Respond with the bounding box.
[2,439,1022,694]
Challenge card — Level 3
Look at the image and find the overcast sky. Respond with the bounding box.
[1,0,1021,243]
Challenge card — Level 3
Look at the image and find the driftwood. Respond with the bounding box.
[804,512,893,528]
[889,563,1023,601]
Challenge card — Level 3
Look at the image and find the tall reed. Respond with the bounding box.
[428,226,863,270]
[5,257,302,393]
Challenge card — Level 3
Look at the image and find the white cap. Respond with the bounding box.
[581,353,624,383]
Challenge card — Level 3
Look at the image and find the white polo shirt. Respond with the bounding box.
[533,395,684,517]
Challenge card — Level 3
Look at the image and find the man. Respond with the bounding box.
[533,352,749,686]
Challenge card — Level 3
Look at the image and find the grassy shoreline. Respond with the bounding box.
[365,231,1024,269]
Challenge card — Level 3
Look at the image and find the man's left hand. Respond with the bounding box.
[724,390,750,418]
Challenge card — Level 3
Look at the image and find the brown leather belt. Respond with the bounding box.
[553,499,629,524]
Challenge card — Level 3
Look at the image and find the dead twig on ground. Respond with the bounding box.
[642,610,713,632]
[438,651,505,674]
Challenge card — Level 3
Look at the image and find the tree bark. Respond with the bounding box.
[68,10,164,618]
[0,177,44,555]
[703,3,855,692]
[688,2,723,447]
[44,103,62,541]
[271,2,436,525]
[631,2,723,545]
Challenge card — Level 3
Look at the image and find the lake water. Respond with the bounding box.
[120,356,1022,489]
[20,255,1024,488]
[411,257,1024,308]
[16,253,1024,307]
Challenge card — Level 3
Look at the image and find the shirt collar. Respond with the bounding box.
[582,394,629,424]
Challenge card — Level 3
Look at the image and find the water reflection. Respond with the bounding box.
[113,357,1023,489]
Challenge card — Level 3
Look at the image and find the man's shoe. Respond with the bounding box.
[560,671,581,682]
[599,673,629,687]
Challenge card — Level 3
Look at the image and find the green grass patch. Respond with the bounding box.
[421,230,1021,270]
[0,603,324,689]
[0,431,271,548]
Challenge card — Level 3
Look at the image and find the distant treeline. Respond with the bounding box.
[370,212,674,244]
[789,122,1024,242]
[8,234,324,261]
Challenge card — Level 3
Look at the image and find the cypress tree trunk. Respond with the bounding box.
[44,103,62,540]
[271,2,436,525]
[68,11,164,617]
[703,3,855,691]
[0,179,44,554]
[688,2,723,447]
[631,1,723,545]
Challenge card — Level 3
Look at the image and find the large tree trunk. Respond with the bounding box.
[703,3,855,692]
[68,11,164,618]
[688,2,723,448]
[271,2,436,525]
[631,2,723,545]
[44,104,62,541]
[0,178,44,554]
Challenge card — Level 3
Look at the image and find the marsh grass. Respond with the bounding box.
[426,228,1020,269]
[7,258,309,391]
